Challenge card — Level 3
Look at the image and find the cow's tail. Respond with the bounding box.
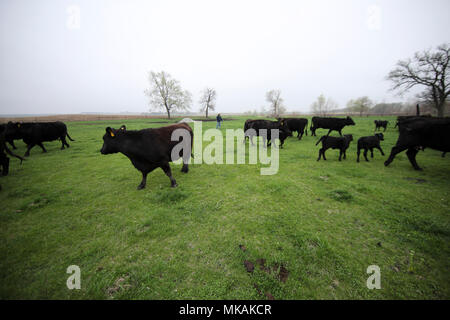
[66,132,75,141]
[315,136,326,146]
[4,143,25,164]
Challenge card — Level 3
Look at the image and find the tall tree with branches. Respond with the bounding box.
[199,88,217,118]
[144,71,192,119]
[387,43,449,117]
[347,96,373,116]
[266,89,286,117]
[310,94,338,116]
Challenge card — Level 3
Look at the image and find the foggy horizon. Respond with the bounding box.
[1,0,449,115]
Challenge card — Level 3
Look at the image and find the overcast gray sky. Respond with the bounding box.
[0,0,449,115]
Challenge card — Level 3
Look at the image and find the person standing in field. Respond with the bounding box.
[216,113,223,129]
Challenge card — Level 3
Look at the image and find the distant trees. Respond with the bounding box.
[310,94,338,116]
[347,96,373,116]
[370,102,403,115]
[144,71,192,119]
[387,43,450,117]
[199,88,217,118]
[266,90,286,117]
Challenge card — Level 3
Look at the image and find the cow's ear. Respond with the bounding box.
[106,127,115,137]
[120,125,126,131]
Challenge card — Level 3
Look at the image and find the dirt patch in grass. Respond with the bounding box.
[405,177,427,184]
[243,258,290,283]
[329,189,353,202]
[106,275,132,297]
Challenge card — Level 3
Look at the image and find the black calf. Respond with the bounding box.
[357,133,385,162]
[316,134,353,161]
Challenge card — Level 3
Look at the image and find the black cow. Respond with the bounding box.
[357,133,385,162]
[384,117,450,170]
[100,123,193,190]
[316,134,353,161]
[394,115,432,129]
[278,118,308,140]
[374,120,389,132]
[310,116,355,136]
[0,126,25,179]
[244,119,292,148]
[17,121,75,156]
[0,122,22,149]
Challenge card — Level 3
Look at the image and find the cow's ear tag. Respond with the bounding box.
[110,131,115,137]
[17,124,21,128]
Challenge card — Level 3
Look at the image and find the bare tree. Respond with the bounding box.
[199,88,217,118]
[310,94,338,116]
[387,43,450,117]
[266,90,286,117]
[347,96,373,116]
[144,71,192,119]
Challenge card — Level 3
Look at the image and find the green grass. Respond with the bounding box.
[0,116,449,299]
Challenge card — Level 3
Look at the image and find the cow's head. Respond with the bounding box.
[346,116,355,125]
[100,127,121,154]
[375,133,384,141]
[344,134,353,142]
[6,122,23,138]
[277,119,292,136]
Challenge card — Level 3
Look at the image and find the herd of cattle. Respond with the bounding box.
[0,115,449,190]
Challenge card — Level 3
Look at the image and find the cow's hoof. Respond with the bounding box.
[414,167,423,171]
[137,185,146,190]
[384,161,389,166]
[171,183,178,188]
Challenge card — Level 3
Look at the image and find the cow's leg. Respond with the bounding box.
[363,149,369,161]
[317,149,323,161]
[370,148,374,158]
[37,143,47,153]
[343,149,347,160]
[24,143,35,157]
[326,129,332,136]
[384,145,408,167]
[384,126,387,132]
[161,163,177,187]
[338,150,343,161]
[338,129,342,136]
[357,148,361,162]
[137,171,148,190]
[8,140,17,150]
[1,156,9,176]
[406,148,422,170]
[61,136,70,149]
[377,146,385,156]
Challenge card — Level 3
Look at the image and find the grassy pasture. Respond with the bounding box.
[0,116,449,299]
